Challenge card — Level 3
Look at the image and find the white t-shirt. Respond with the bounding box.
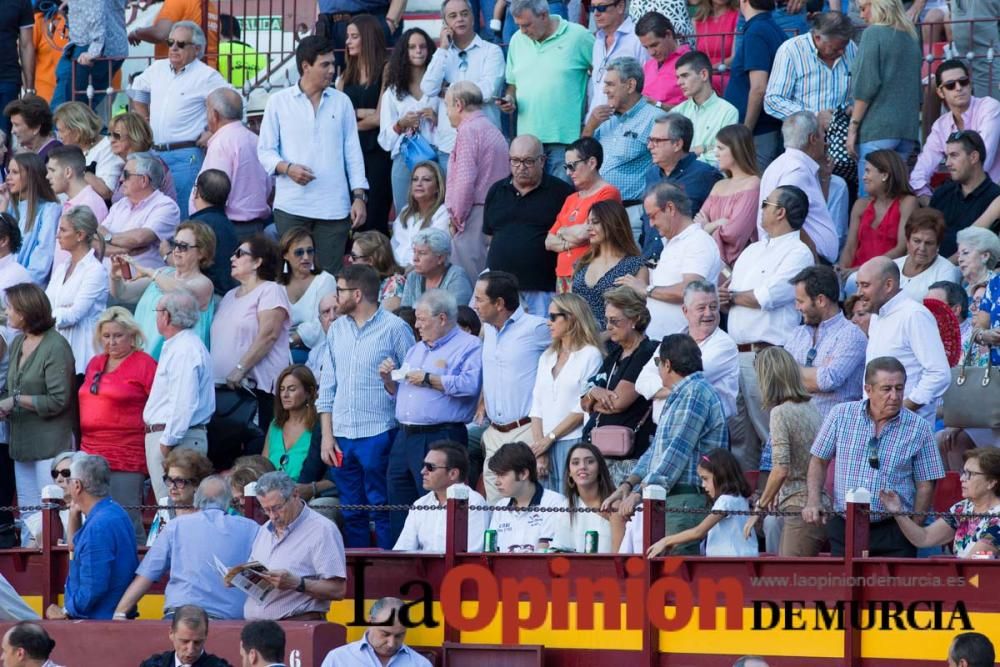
[393,485,490,553]
[647,224,721,341]
[554,496,612,553]
[706,494,759,557]
[489,485,566,552]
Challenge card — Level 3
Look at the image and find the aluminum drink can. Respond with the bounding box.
[484,529,498,553]
[584,530,599,553]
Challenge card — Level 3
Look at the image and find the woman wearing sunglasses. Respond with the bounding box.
[279,227,336,365]
[77,307,156,544]
[147,449,214,546]
[107,112,177,204]
[111,221,216,361]
[22,452,75,548]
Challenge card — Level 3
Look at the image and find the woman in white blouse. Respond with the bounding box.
[44,206,109,378]
[280,227,337,363]
[529,293,605,493]
[391,161,449,269]
[378,28,454,214]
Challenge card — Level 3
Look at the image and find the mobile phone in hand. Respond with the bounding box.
[118,257,132,280]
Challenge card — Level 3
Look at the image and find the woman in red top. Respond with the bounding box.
[79,306,156,544]
[693,0,738,95]
[838,149,916,277]
[546,138,621,293]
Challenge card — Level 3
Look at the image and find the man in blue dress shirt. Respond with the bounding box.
[320,597,431,667]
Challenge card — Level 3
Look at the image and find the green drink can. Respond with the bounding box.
[584,530,599,553]
[484,529,498,553]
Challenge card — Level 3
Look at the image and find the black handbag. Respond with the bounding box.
[826,107,857,188]
[207,382,262,470]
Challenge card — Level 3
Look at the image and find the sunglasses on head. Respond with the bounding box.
[51,469,71,480]
[939,76,970,91]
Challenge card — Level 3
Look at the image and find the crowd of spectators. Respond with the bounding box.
[0,0,996,656]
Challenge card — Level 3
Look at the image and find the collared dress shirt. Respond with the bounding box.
[103,189,181,269]
[595,100,666,201]
[673,93,739,167]
[257,84,369,220]
[143,328,215,445]
[188,120,271,222]
[529,345,603,441]
[9,200,61,285]
[928,177,1000,258]
[321,636,432,667]
[910,96,1000,196]
[137,508,260,619]
[45,248,108,374]
[728,231,815,346]
[445,111,510,229]
[783,313,867,418]
[757,147,839,262]
[812,399,944,517]
[647,223,722,341]
[421,34,505,128]
[65,185,109,223]
[482,307,550,424]
[865,291,951,423]
[130,59,228,144]
[395,326,483,426]
[763,32,857,120]
[317,309,415,439]
[65,497,138,619]
[393,485,490,552]
[589,17,649,113]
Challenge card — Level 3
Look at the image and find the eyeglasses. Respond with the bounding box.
[349,252,368,262]
[510,157,541,169]
[458,50,468,72]
[168,239,199,253]
[592,0,622,12]
[960,468,988,480]
[939,76,971,91]
[232,248,253,259]
[336,286,360,295]
[761,200,781,210]
[422,462,452,472]
[293,247,316,258]
[121,169,137,180]
[867,436,880,470]
[547,312,567,322]
[646,137,673,146]
[90,371,103,395]
[51,469,71,480]
[606,316,627,328]
[166,39,192,49]
[258,497,290,516]
[805,348,817,367]
[563,159,586,173]
[162,475,196,488]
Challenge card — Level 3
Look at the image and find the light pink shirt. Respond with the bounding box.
[445,110,509,230]
[210,281,291,393]
[909,95,1000,196]
[65,185,109,223]
[188,121,272,222]
[103,189,180,269]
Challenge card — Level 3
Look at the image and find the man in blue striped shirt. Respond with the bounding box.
[317,264,415,548]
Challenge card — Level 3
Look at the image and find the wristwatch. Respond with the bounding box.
[645,284,655,296]
[422,372,432,386]
[546,431,556,442]
[352,190,368,203]
[296,576,307,593]
[103,232,114,245]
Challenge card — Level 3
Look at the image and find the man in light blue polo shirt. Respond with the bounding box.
[502,0,593,182]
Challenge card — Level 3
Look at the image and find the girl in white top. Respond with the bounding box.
[647,448,759,558]
[44,207,108,375]
[378,28,455,213]
[529,293,604,494]
[279,227,337,357]
[555,442,614,553]
[390,161,450,268]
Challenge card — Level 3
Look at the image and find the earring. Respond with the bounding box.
[283,260,289,274]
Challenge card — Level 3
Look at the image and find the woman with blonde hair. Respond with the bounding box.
[696,124,760,266]
[79,307,157,542]
[351,230,407,312]
[743,347,827,556]
[848,0,921,196]
[107,112,177,203]
[53,102,124,199]
[390,161,449,268]
[529,292,605,492]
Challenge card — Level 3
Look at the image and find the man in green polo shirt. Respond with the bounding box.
[501,0,593,184]
[673,50,738,168]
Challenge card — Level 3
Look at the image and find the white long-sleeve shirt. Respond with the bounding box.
[257,84,369,219]
[45,249,108,374]
[378,89,455,156]
[529,345,604,440]
[421,35,506,128]
[143,328,216,445]
[865,290,951,423]
[393,485,490,552]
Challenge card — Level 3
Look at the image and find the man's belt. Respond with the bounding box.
[401,422,464,434]
[622,199,643,207]
[668,483,705,496]
[322,9,386,21]
[152,140,199,152]
[145,423,208,434]
[736,342,774,353]
[491,417,531,433]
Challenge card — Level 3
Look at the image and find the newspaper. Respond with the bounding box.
[214,556,274,603]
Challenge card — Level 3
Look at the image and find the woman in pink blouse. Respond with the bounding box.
[694,124,760,266]
[693,0,738,95]
[210,235,291,441]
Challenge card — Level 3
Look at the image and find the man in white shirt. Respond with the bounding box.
[587,0,647,114]
[45,146,108,223]
[487,442,565,553]
[258,36,368,275]
[720,185,815,471]
[421,0,505,129]
[129,21,229,219]
[621,181,720,341]
[143,288,215,502]
[757,111,839,263]
[856,256,951,424]
[393,441,489,552]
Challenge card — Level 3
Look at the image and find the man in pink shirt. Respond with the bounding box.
[45,146,108,223]
[189,87,272,240]
[910,59,1000,204]
[444,81,510,282]
[100,153,181,270]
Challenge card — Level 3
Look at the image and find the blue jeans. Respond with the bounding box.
[519,290,553,317]
[330,429,395,548]
[502,1,567,45]
[0,82,19,136]
[857,138,917,197]
[51,45,124,110]
[390,154,411,218]
[158,146,204,219]
[543,143,571,184]
[544,437,579,494]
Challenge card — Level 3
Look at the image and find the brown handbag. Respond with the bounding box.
[942,331,1000,429]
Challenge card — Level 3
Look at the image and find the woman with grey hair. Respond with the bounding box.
[399,227,473,308]
[23,451,74,547]
[44,206,109,377]
[956,226,1000,296]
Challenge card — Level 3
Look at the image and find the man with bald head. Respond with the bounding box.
[856,255,950,424]
[320,597,432,667]
[191,86,272,238]
[483,135,574,315]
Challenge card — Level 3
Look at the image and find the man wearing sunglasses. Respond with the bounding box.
[911,59,1000,205]
[803,357,945,557]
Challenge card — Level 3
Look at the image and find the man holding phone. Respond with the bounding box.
[421,0,505,129]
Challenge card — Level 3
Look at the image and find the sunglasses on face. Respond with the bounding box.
[292,247,316,258]
[166,39,192,49]
[592,0,622,12]
[233,248,253,259]
[867,436,880,470]
[422,462,451,472]
[168,239,198,253]
[563,159,586,173]
[349,252,368,262]
[547,312,567,322]
[939,76,971,91]
[51,469,71,480]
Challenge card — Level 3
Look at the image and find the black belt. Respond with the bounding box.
[321,9,386,21]
[668,483,705,496]
[152,140,199,152]
[401,422,463,434]
[622,199,642,207]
